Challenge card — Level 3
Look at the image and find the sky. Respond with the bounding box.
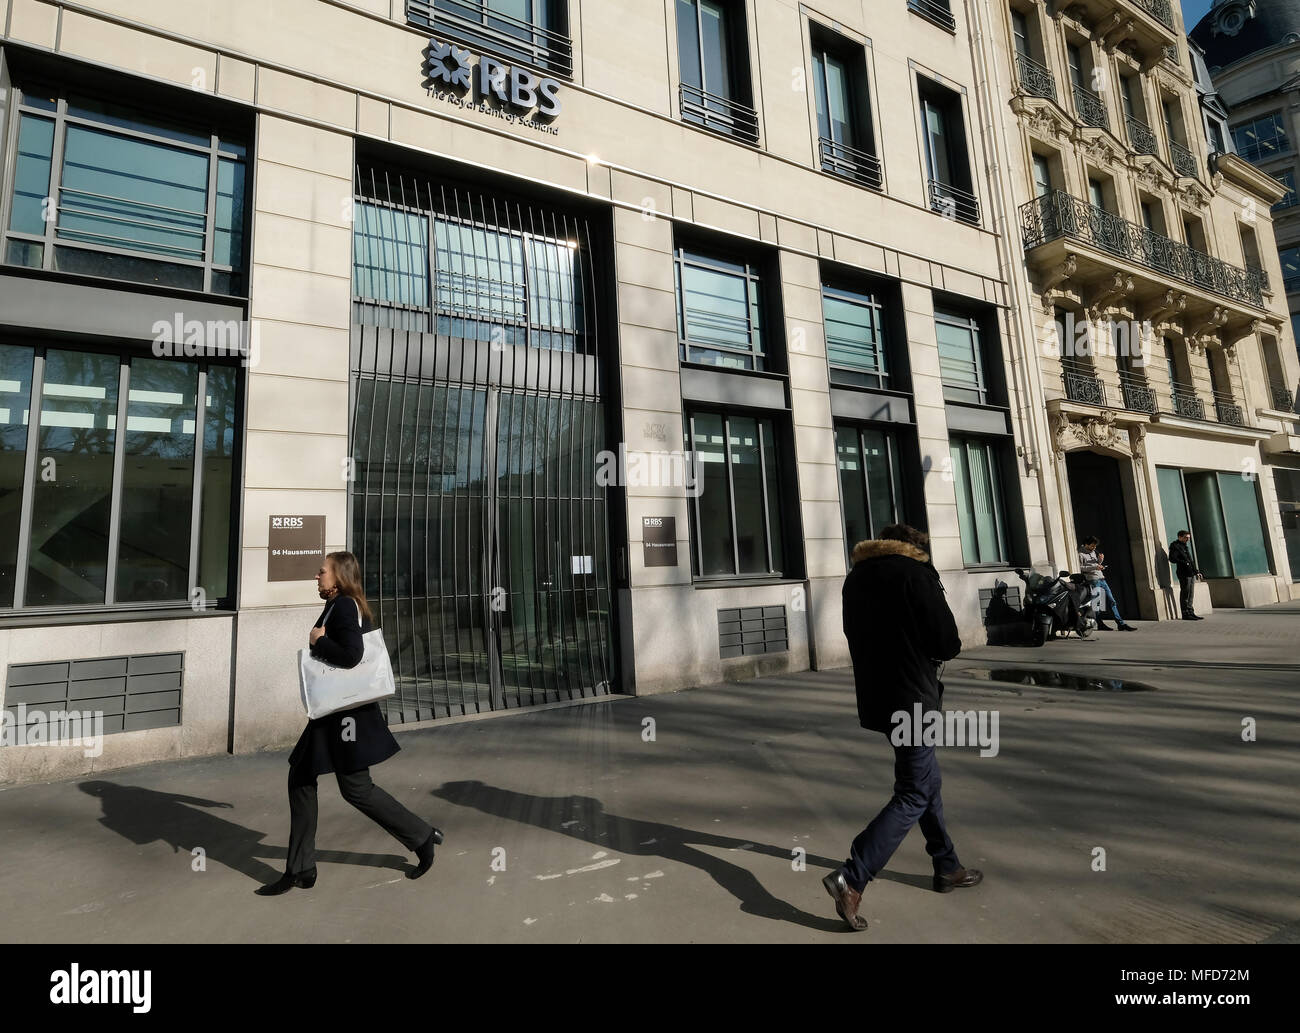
[1182,0,1214,30]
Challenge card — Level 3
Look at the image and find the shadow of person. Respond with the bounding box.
[433,780,846,931]
[78,782,408,884]
[983,581,1027,646]
[1153,541,1177,619]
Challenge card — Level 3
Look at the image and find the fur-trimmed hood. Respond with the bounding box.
[850,538,930,565]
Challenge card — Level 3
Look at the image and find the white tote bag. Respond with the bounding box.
[298,603,396,720]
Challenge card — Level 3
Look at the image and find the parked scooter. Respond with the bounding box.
[1013,568,1098,646]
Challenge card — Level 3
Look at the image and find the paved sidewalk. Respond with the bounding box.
[1,603,1297,943]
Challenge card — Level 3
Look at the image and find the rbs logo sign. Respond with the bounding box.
[271,516,305,529]
[423,38,562,119]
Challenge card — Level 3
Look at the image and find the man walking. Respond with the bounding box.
[1078,536,1135,631]
[823,523,981,933]
[1168,530,1204,620]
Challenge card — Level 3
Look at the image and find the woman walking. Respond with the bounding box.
[257,551,442,895]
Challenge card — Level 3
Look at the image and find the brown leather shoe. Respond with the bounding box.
[933,867,983,893]
[822,869,868,931]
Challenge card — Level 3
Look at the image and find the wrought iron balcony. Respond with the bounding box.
[929,180,980,225]
[1246,266,1270,295]
[1134,0,1175,30]
[908,0,956,32]
[1162,43,1179,66]
[1020,191,1265,308]
[1271,381,1297,412]
[1015,52,1056,102]
[1170,140,1199,178]
[1119,373,1158,414]
[407,0,573,77]
[1126,115,1158,155]
[679,84,760,145]
[1169,385,1204,420]
[1215,397,1246,426]
[819,137,883,190]
[1063,366,1107,405]
[1072,84,1108,130]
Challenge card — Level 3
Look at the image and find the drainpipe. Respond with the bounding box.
[965,0,1062,575]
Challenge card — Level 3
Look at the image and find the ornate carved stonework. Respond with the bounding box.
[1131,424,1147,461]
[1019,102,1072,142]
[1052,409,1130,460]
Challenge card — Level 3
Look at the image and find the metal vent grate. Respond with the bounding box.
[718,606,787,659]
[3,652,184,739]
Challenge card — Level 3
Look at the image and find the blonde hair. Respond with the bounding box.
[326,551,374,625]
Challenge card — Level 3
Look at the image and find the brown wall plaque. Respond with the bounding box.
[642,516,678,568]
[268,515,326,582]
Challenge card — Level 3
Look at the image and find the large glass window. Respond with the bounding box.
[1273,169,1298,212]
[1231,111,1290,165]
[0,342,238,611]
[1157,465,1273,579]
[1273,468,1300,582]
[351,195,589,352]
[836,424,902,554]
[676,0,756,142]
[936,308,988,404]
[3,88,248,294]
[823,284,888,388]
[950,435,1009,566]
[685,410,784,577]
[675,247,765,370]
[1280,245,1300,294]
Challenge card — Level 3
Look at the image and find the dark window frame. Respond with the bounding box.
[809,23,881,190]
[406,0,574,78]
[949,432,1012,569]
[834,419,906,561]
[674,244,769,371]
[675,0,759,144]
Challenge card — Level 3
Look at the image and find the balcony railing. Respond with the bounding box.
[1073,84,1108,130]
[1246,265,1270,295]
[929,179,980,225]
[1271,381,1297,412]
[679,84,760,145]
[1063,366,1107,405]
[1119,372,1158,414]
[407,0,573,77]
[819,137,883,190]
[1162,43,1180,66]
[1169,385,1204,420]
[1020,191,1265,308]
[1127,115,1158,155]
[1214,396,1246,426]
[1170,140,1199,178]
[908,0,956,32]
[1134,0,1175,30]
[1015,52,1057,102]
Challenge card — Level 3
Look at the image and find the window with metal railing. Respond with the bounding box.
[1119,370,1158,414]
[1014,51,1057,102]
[676,0,759,145]
[908,0,956,32]
[1072,83,1108,131]
[811,28,882,190]
[920,79,979,225]
[2,85,248,295]
[823,282,890,389]
[406,0,573,77]
[675,246,767,370]
[1061,358,1106,405]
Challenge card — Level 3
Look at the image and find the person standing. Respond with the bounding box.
[822,524,981,933]
[1168,530,1204,621]
[1078,536,1135,631]
[257,551,443,895]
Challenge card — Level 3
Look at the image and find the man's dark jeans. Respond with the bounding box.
[843,739,961,892]
[1179,574,1197,617]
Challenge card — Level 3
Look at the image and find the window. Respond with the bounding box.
[1157,466,1272,578]
[1011,9,1031,58]
[676,0,757,143]
[0,342,238,611]
[351,192,589,352]
[1281,245,1300,294]
[1066,43,1085,90]
[407,1,573,76]
[1274,169,1299,212]
[1140,199,1159,232]
[1121,75,1144,122]
[684,411,785,578]
[836,423,903,553]
[1032,153,1053,197]
[919,79,979,224]
[936,308,989,404]
[1088,177,1107,212]
[675,246,766,370]
[811,29,880,188]
[1240,225,1262,271]
[949,436,1009,566]
[823,282,889,388]
[3,87,247,295]
[908,0,956,33]
[1232,111,1290,165]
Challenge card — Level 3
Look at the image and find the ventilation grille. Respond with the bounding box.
[3,652,184,740]
[718,606,788,659]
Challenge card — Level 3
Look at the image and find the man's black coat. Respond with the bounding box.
[1168,539,1199,578]
[842,539,962,734]
[288,594,400,776]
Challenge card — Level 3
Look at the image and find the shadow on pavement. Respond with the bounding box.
[79,781,409,884]
[433,779,848,931]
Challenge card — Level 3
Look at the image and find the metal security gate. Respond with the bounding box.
[349,167,615,721]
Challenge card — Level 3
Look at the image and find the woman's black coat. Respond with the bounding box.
[842,539,962,734]
[288,594,400,776]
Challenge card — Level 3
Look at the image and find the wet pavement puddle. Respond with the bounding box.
[952,668,1158,692]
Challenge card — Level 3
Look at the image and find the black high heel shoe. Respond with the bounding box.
[409,827,444,880]
[255,868,317,896]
